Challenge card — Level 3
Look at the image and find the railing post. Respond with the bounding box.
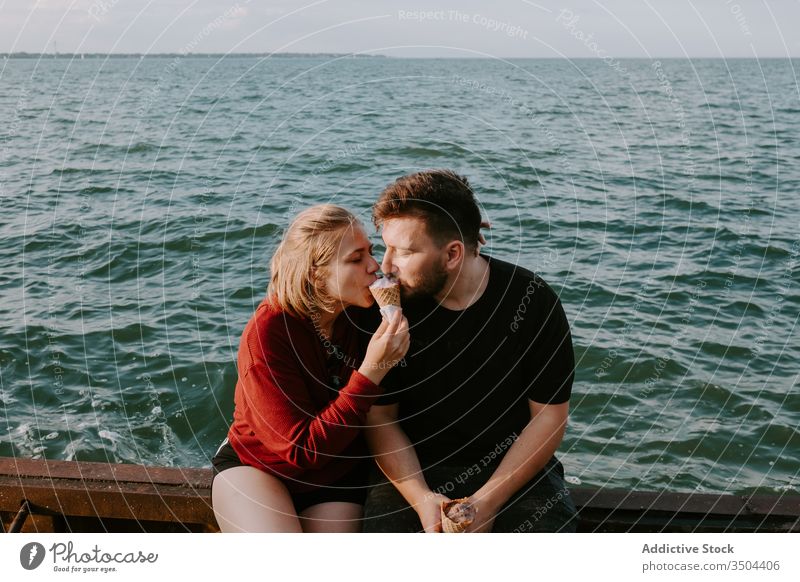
[8,499,31,533]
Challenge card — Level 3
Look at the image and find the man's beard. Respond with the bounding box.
[399,260,448,303]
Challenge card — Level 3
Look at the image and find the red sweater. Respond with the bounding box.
[227,299,381,493]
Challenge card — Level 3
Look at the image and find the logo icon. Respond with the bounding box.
[20,542,46,570]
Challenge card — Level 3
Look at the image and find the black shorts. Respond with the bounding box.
[211,439,369,514]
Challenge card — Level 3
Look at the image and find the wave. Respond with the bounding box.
[48,167,119,176]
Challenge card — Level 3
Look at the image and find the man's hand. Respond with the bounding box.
[464,496,499,533]
[415,492,450,533]
[463,401,569,532]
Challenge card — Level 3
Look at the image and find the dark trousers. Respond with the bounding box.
[362,456,577,532]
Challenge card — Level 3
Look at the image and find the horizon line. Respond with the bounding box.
[2,52,797,59]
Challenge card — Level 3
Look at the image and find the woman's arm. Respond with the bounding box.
[239,311,408,471]
[240,358,380,471]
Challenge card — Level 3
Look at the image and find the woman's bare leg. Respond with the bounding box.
[299,502,363,533]
[212,466,302,532]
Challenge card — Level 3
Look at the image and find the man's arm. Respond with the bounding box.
[364,404,450,532]
[468,400,569,531]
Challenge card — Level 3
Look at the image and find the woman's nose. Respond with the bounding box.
[367,256,379,273]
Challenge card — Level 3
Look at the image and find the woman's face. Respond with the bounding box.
[320,225,380,310]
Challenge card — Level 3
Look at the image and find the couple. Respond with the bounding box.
[211,169,576,533]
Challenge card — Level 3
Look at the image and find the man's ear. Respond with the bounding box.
[443,241,464,270]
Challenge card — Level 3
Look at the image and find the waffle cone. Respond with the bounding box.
[440,498,476,533]
[370,284,400,308]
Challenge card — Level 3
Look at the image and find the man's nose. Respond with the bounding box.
[380,250,394,275]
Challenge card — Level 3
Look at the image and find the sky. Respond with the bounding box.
[1,0,799,58]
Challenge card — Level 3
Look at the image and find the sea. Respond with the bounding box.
[0,55,797,495]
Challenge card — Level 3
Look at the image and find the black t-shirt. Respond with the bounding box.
[376,255,574,469]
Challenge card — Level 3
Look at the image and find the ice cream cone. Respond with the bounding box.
[440,498,476,533]
[369,276,401,317]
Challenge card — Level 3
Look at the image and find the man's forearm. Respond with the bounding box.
[472,408,568,510]
[364,423,431,506]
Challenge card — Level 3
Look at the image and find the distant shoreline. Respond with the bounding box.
[1,52,388,59]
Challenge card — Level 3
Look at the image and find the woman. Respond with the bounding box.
[212,204,409,532]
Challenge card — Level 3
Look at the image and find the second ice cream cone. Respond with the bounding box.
[440,498,476,533]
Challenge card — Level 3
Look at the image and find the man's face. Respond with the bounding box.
[380,217,448,302]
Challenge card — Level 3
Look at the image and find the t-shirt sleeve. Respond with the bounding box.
[239,328,382,470]
[520,285,575,404]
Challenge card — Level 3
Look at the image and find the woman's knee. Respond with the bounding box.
[212,466,302,532]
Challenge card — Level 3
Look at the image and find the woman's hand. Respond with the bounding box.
[358,310,410,385]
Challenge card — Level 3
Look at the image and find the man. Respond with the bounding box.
[362,169,576,533]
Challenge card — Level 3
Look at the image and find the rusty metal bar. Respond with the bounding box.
[0,457,217,532]
[1,457,797,533]
[8,500,31,533]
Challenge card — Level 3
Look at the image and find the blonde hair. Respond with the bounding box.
[267,204,359,319]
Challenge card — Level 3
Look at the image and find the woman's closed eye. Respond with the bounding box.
[347,245,375,263]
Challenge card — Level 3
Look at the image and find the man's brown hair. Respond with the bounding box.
[372,169,482,253]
